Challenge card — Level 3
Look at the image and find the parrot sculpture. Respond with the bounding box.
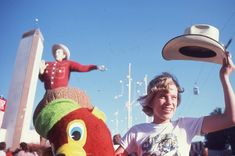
[33,99,115,156]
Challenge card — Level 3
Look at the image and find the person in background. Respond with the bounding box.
[113,134,122,150]
[5,148,13,156]
[16,142,35,156]
[0,142,6,156]
[115,52,235,155]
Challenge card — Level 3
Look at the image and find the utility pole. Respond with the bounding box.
[144,74,149,122]
[144,74,148,95]
[126,63,132,129]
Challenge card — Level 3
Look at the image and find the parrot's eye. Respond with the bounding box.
[68,122,85,141]
[71,130,81,140]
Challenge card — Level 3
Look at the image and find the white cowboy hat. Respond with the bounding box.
[52,44,70,60]
[162,24,226,64]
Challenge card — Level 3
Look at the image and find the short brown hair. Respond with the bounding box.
[138,72,184,116]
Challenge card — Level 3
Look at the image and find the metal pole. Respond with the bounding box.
[127,63,132,129]
[114,111,119,133]
[144,74,148,94]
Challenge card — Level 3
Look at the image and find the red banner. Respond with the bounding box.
[0,98,7,112]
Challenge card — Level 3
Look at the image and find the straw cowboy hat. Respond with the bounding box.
[162,24,226,64]
[52,43,70,60]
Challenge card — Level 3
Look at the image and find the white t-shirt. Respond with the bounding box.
[114,144,120,151]
[0,150,6,156]
[120,117,204,156]
[17,151,35,156]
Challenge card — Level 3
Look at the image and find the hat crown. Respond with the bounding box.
[184,24,219,41]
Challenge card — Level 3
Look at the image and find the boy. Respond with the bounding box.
[115,52,235,155]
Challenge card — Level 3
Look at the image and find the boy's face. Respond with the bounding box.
[151,84,178,124]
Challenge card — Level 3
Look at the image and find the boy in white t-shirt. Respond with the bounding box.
[115,52,235,156]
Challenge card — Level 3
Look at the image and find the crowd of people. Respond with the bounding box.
[0,135,234,156]
[0,142,53,156]
[0,136,123,156]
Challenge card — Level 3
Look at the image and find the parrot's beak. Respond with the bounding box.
[56,143,86,156]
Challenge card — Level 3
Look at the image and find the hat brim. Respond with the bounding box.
[162,34,226,64]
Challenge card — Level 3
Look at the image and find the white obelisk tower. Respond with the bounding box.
[1,29,44,149]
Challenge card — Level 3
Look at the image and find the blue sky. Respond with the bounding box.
[0,0,235,140]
